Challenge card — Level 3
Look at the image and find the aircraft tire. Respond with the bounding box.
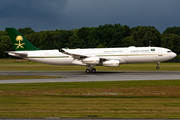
[91,68,96,73]
[86,69,91,73]
[156,66,160,70]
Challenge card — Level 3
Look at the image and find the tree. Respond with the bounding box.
[95,24,125,47]
[131,31,143,47]
[18,27,35,35]
[96,43,107,48]
[161,33,180,55]
[66,35,84,49]
[0,35,13,58]
[163,27,180,36]
[123,25,131,38]
[76,27,90,41]
[86,27,99,48]
[59,30,74,48]
[130,26,161,47]
[122,36,136,47]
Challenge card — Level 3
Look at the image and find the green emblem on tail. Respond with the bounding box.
[6,28,40,51]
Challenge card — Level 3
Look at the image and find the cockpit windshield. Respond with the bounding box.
[167,51,172,53]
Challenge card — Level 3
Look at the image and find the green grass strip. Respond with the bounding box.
[1,80,180,118]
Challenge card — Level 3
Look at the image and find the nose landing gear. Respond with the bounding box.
[156,62,160,70]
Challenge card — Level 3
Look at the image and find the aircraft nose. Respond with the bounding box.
[172,52,177,58]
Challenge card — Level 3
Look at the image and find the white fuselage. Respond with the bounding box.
[10,46,177,66]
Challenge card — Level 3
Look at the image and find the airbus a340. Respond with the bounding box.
[6,28,177,73]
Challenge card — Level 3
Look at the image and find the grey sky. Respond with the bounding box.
[0,0,180,32]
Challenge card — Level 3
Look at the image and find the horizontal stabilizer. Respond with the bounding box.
[5,51,27,58]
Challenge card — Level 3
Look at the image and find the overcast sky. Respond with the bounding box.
[1,0,180,32]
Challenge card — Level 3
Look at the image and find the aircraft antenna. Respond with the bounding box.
[149,40,151,47]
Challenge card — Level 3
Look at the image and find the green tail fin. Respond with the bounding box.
[6,28,40,51]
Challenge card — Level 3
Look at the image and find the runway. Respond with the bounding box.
[0,71,180,84]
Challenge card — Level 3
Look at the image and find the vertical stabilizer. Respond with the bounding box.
[6,28,40,51]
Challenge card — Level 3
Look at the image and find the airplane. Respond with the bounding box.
[5,28,177,73]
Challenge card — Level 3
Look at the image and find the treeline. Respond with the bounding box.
[0,23,180,58]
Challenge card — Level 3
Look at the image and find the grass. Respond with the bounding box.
[1,81,180,118]
[0,59,180,71]
[1,97,180,118]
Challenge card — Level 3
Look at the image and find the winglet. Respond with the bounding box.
[6,28,40,51]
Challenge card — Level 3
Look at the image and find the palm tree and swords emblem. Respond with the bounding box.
[14,35,25,49]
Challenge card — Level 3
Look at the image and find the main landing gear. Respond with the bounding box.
[86,68,96,73]
[156,62,160,70]
[86,65,96,73]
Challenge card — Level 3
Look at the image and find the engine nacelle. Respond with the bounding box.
[103,60,120,67]
[72,59,86,66]
[82,57,100,65]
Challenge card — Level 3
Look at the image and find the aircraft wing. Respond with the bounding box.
[60,48,111,61]
[60,48,90,59]
[60,48,126,65]
[5,51,28,58]
[60,48,126,67]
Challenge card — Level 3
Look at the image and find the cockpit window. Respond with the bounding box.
[167,51,171,53]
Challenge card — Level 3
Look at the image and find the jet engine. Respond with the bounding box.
[82,57,100,65]
[103,60,119,67]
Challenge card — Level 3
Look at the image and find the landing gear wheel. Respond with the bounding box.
[91,68,96,73]
[86,69,91,73]
[156,66,160,70]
